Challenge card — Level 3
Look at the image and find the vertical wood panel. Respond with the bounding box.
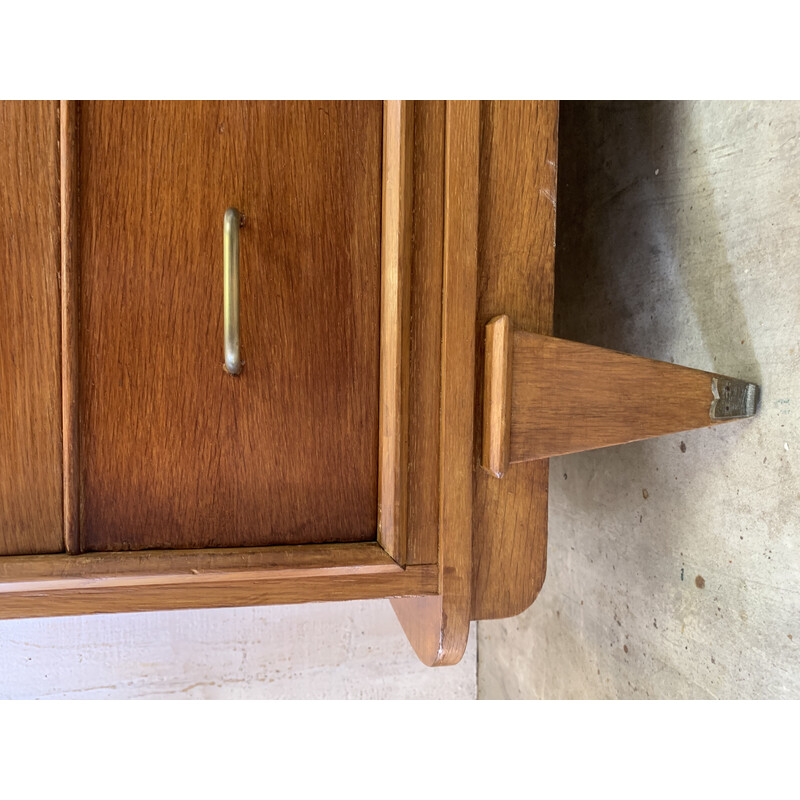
[60,100,81,553]
[437,99,480,656]
[406,101,446,565]
[471,101,558,620]
[378,100,414,564]
[0,101,63,555]
[78,102,383,551]
[392,101,480,665]
[0,543,438,620]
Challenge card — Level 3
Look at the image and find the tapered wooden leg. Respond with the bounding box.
[482,315,760,477]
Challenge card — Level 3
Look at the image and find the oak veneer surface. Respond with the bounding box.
[377,100,414,564]
[0,566,438,620]
[0,542,438,619]
[61,101,80,553]
[471,100,558,620]
[509,332,727,460]
[392,101,480,665]
[406,101,445,566]
[0,541,399,586]
[0,101,63,556]
[77,101,382,551]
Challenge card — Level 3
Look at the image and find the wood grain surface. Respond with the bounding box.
[471,101,558,621]
[75,101,383,551]
[509,331,729,460]
[378,100,414,564]
[406,101,446,566]
[0,542,437,620]
[60,100,81,553]
[0,542,418,589]
[481,314,512,478]
[392,101,480,665]
[0,101,63,556]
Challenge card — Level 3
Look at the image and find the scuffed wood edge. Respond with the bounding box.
[60,100,81,554]
[0,543,438,617]
[481,315,513,478]
[0,568,439,621]
[392,100,479,666]
[378,100,414,565]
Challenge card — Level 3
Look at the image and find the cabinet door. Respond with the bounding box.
[0,101,63,555]
[75,101,382,551]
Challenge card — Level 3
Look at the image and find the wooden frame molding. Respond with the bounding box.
[391,100,480,666]
[0,543,437,619]
[378,100,415,564]
[60,99,80,555]
[60,100,417,559]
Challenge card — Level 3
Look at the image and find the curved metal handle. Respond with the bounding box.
[223,207,242,375]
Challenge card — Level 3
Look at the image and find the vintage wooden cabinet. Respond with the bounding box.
[0,100,757,665]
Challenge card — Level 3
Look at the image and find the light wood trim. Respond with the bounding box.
[60,100,81,554]
[0,570,438,621]
[0,543,438,618]
[392,100,479,666]
[0,542,397,590]
[482,315,513,477]
[378,100,415,565]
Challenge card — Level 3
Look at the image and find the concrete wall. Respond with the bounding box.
[1,603,476,699]
[479,101,800,699]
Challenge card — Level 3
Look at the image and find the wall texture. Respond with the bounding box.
[479,101,800,699]
[1,603,476,699]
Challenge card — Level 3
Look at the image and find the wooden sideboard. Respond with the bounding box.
[0,100,757,665]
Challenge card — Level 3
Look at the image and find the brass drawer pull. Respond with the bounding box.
[223,207,243,375]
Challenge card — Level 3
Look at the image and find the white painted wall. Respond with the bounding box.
[1,601,476,699]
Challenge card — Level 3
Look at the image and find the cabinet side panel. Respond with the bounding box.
[78,101,382,550]
[471,101,558,620]
[0,101,63,555]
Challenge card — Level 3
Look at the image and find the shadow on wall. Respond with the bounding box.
[550,99,767,553]
[554,100,761,386]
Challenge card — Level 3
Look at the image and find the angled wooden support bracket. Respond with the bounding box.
[482,315,760,478]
